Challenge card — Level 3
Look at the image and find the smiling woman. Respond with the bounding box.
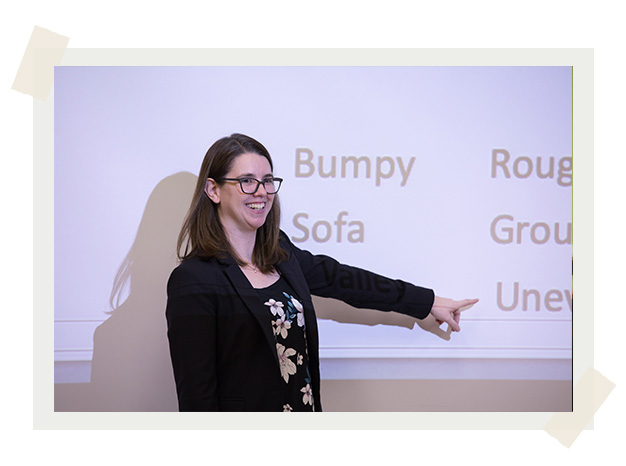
[175,134,287,274]
[165,133,478,412]
[206,153,277,235]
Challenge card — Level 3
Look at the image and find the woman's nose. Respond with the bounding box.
[254,182,268,196]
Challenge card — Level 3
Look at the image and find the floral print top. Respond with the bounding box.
[257,277,314,412]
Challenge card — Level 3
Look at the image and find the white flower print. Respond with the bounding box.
[283,404,293,412]
[264,298,284,317]
[273,316,291,339]
[276,343,297,383]
[301,383,313,406]
[297,353,303,365]
[292,297,303,312]
[292,297,305,327]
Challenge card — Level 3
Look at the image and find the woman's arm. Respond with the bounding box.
[280,232,435,320]
[280,232,478,331]
[165,263,219,411]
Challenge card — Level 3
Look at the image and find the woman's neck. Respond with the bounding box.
[225,228,257,264]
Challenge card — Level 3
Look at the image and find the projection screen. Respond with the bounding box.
[54,66,572,394]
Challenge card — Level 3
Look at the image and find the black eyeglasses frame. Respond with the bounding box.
[217,177,283,194]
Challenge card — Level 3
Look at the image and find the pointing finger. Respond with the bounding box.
[458,298,479,312]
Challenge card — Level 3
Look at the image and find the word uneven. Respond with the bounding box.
[295,148,416,187]
[496,282,572,312]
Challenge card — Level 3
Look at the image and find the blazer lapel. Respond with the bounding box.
[276,253,313,309]
[221,260,280,368]
[219,252,321,399]
[276,256,321,355]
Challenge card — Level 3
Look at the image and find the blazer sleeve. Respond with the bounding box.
[280,232,435,320]
[165,262,219,411]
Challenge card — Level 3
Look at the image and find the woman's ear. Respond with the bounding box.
[204,178,220,204]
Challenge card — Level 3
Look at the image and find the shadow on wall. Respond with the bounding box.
[313,296,457,340]
[55,171,451,412]
[55,171,197,412]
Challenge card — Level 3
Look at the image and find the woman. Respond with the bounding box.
[166,133,478,412]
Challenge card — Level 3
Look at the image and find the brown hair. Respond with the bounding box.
[176,133,287,272]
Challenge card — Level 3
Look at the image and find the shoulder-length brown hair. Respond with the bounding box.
[177,133,287,272]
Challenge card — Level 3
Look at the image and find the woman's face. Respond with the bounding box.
[210,152,275,235]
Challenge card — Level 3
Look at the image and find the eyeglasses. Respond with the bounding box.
[218,177,283,194]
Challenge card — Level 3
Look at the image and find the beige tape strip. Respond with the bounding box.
[12,26,69,100]
[544,367,615,447]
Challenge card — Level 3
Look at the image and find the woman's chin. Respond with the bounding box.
[244,207,271,231]
[246,216,268,232]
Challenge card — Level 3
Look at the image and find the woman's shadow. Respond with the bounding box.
[86,171,196,411]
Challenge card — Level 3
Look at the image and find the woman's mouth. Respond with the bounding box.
[246,202,266,211]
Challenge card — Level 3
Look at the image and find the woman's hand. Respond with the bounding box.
[430,296,479,332]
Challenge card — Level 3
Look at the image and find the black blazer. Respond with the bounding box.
[165,232,434,411]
